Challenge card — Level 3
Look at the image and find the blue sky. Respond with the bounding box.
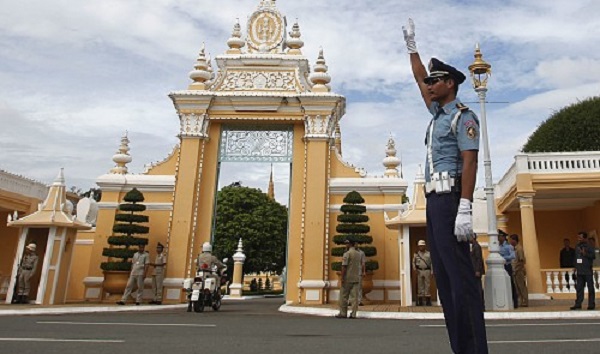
[1,0,599,205]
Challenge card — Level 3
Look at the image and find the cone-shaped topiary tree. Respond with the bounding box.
[331,190,378,272]
[100,188,149,271]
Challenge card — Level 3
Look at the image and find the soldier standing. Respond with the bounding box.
[117,243,149,305]
[149,243,167,305]
[335,239,362,319]
[16,243,39,304]
[403,18,488,353]
[412,240,432,306]
[510,234,528,307]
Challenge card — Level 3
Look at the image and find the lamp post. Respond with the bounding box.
[468,44,513,311]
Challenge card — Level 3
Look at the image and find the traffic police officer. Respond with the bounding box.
[117,243,149,305]
[16,243,39,304]
[412,240,432,306]
[196,242,226,294]
[149,242,167,305]
[403,18,488,353]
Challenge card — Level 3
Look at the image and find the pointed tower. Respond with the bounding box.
[7,169,91,305]
[286,20,304,55]
[110,132,132,174]
[383,134,401,178]
[267,164,275,200]
[310,48,332,93]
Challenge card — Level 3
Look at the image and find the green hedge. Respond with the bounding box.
[336,224,370,234]
[107,236,148,247]
[337,214,369,223]
[112,224,150,235]
[100,261,132,271]
[340,204,366,214]
[102,247,137,260]
[333,234,373,245]
[114,214,149,223]
[118,204,147,212]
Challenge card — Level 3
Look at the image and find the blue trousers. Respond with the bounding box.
[426,192,488,354]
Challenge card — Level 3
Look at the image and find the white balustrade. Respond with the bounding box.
[496,152,600,202]
[542,269,600,296]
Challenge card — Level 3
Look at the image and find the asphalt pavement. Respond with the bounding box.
[1,298,600,353]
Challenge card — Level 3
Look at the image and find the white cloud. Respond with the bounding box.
[0,0,599,202]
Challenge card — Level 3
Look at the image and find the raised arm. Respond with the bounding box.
[403,18,432,108]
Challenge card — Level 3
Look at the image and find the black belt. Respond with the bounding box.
[416,267,431,271]
[21,267,32,270]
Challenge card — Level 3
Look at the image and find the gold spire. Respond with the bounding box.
[267,164,275,200]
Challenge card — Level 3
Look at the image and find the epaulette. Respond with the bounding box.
[451,103,471,135]
[456,103,469,111]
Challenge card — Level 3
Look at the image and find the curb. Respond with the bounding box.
[278,304,600,320]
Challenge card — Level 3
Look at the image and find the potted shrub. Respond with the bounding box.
[331,191,378,297]
[101,188,149,295]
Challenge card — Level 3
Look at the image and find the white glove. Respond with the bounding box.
[454,198,474,242]
[402,18,418,54]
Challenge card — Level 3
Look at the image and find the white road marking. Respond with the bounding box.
[0,338,124,343]
[38,321,216,327]
[421,322,600,328]
[489,338,600,344]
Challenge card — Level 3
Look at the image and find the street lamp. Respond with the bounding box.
[468,43,513,311]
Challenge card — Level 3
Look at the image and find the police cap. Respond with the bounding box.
[424,58,466,86]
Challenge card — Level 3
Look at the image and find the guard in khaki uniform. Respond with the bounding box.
[117,244,149,305]
[16,243,39,304]
[335,239,362,319]
[413,240,432,306]
[510,234,528,307]
[149,243,167,305]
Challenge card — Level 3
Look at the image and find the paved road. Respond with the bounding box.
[1,298,599,353]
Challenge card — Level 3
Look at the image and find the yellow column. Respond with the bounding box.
[518,194,544,295]
[295,112,335,304]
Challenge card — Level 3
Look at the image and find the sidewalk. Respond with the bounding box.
[280,299,600,320]
[2,298,600,320]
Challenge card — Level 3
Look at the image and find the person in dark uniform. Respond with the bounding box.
[570,231,595,310]
[470,234,485,309]
[403,18,488,354]
[560,238,576,289]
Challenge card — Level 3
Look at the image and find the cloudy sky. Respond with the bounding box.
[1,0,599,205]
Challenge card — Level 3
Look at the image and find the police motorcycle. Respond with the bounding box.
[184,258,228,313]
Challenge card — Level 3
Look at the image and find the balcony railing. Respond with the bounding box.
[495,152,600,201]
[541,268,600,295]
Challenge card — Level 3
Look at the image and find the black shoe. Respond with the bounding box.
[588,306,595,310]
[116,301,125,305]
[135,302,140,306]
[425,298,432,306]
[154,301,162,305]
[570,305,582,310]
[334,314,347,319]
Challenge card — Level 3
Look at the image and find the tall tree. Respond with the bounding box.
[523,96,600,152]
[213,183,288,275]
